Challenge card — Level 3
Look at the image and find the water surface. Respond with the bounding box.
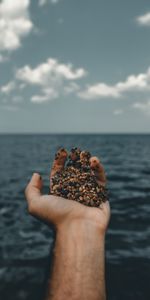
[0,134,150,299]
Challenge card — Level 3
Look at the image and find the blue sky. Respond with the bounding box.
[0,0,150,133]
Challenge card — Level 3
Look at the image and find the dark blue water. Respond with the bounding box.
[0,134,150,300]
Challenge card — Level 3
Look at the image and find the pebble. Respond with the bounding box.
[50,147,108,207]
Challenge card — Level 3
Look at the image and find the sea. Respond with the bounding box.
[0,134,150,300]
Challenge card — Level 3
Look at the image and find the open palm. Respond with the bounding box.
[25,152,110,233]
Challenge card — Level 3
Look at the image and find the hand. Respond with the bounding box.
[25,154,111,234]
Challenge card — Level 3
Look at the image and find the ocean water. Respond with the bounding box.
[0,134,150,300]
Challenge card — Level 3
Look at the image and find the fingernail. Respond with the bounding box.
[32,173,41,179]
[33,172,38,177]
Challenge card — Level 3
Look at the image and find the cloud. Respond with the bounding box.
[0,81,16,94]
[136,12,150,26]
[15,57,86,102]
[79,83,120,99]
[0,58,86,104]
[31,88,58,103]
[16,58,86,85]
[78,68,150,100]
[133,101,150,115]
[38,0,59,6]
[64,82,80,95]
[0,0,33,55]
[113,109,123,115]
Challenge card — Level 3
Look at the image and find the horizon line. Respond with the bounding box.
[0,132,150,135]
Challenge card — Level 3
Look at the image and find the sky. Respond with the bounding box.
[0,0,150,133]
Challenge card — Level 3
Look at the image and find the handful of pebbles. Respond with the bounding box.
[50,148,108,208]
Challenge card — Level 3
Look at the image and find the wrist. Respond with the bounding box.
[51,217,106,300]
[57,218,106,241]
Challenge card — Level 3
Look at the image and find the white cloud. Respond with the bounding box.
[31,88,58,103]
[15,58,86,102]
[0,57,86,104]
[133,101,150,115]
[79,68,150,100]
[79,83,120,99]
[113,109,123,115]
[16,58,86,85]
[136,12,150,26]
[116,73,147,91]
[0,81,16,94]
[38,0,59,6]
[64,82,80,95]
[0,0,33,54]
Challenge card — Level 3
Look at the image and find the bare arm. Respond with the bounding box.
[47,220,106,300]
[25,155,110,300]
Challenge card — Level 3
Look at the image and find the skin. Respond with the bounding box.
[25,154,111,300]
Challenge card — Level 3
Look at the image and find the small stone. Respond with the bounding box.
[50,147,108,207]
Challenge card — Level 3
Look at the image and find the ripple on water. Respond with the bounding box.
[0,134,150,300]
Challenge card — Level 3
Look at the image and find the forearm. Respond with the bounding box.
[46,220,106,300]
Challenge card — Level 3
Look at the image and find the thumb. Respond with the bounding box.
[29,173,43,190]
[25,173,43,212]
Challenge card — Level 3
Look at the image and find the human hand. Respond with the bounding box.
[25,153,111,234]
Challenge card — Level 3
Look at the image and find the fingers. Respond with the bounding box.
[30,173,43,190]
[25,173,43,214]
[50,148,68,181]
[80,150,91,165]
[90,156,106,186]
[69,147,81,161]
